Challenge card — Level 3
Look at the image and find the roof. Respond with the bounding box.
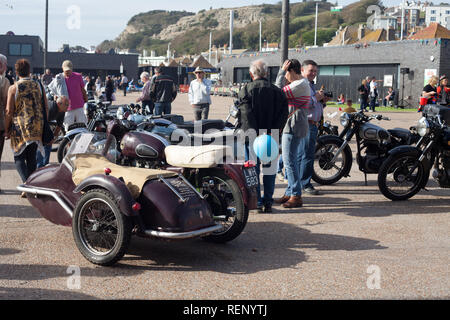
[327,25,360,46]
[408,22,450,40]
[189,55,214,69]
[358,29,385,43]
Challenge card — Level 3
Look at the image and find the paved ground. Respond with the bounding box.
[0,92,449,300]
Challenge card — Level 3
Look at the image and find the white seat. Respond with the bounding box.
[164,145,233,168]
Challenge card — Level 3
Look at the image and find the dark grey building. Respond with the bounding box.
[0,34,139,80]
[218,39,450,108]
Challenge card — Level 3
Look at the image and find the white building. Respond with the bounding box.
[425,5,450,29]
[138,50,167,66]
[373,16,398,30]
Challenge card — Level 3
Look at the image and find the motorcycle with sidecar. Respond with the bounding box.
[18,133,232,266]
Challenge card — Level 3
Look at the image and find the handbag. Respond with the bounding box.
[36,80,54,145]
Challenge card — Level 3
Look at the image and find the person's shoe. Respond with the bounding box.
[303,186,320,195]
[281,195,303,208]
[20,192,27,198]
[262,203,272,213]
[275,194,290,204]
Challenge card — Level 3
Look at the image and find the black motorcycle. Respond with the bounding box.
[377,105,450,201]
[313,110,420,185]
[57,101,115,163]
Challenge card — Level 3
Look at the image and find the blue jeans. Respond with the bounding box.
[299,124,319,190]
[245,142,276,206]
[282,133,307,197]
[154,102,171,116]
[14,143,38,183]
[36,144,52,169]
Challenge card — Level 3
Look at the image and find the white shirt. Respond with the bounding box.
[188,79,212,105]
[370,81,378,97]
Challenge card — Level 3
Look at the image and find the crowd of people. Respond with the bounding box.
[422,74,450,106]
[236,59,331,213]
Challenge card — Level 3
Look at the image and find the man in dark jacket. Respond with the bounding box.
[150,67,177,115]
[237,59,289,213]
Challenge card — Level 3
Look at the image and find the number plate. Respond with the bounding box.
[243,167,258,188]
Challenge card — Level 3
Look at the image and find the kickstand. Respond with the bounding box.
[364,173,368,186]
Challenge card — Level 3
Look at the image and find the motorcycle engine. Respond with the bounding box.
[359,143,385,173]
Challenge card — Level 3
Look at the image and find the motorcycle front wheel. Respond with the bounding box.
[195,169,248,243]
[377,153,427,201]
[312,136,352,185]
[57,136,73,163]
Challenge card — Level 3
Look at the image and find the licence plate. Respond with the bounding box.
[243,167,258,188]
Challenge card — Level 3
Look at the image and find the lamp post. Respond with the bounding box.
[44,0,48,72]
[281,0,289,64]
[314,2,318,46]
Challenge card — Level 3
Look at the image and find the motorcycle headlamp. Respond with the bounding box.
[417,117,430,137]
[340,112,350,127]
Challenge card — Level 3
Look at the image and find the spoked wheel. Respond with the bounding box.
[72,189,132,266]
[196,169,248,243]
[312,137,352,185]
[378,154,427,201]
[57,137,73,163]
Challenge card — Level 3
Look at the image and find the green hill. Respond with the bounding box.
[97,0,382,56]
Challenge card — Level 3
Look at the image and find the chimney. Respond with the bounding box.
[358,24,365,40]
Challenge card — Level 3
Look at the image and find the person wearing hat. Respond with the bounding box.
[188,67,212,120]
[437,75,450,106]
[61,60,88,131]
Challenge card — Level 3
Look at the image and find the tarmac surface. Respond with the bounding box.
[0,91,449,300]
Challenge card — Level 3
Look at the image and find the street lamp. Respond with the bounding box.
[44,0,48,72]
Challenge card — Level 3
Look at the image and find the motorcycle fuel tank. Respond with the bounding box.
[120,130,169,161]
[359,123,390,141]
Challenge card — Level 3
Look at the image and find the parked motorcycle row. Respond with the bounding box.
[17,95,449,266]
[312,104,449,201]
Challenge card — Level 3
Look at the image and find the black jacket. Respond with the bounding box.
[237,77,288,133]
[150,74,177,103]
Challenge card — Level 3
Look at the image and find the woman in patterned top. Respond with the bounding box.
[275,59,311,208]
[5,59,44,191]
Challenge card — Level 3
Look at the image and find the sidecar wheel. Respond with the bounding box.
[72,188,132,266]
[196,169,248,243]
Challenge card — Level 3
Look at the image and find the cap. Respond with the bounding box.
[62,60,73,71]
[440,75,447,81]
[194,66,205,74]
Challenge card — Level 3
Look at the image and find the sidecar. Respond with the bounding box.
[17,133,222,266]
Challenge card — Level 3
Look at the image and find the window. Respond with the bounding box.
[431,17,436,22]
[319,65,350,76]
[8,43,21,55]
[21,44,32,56]
[8,43,33,56]
[319,66,334,76]
[446,10,450,15]
[431,10,436,14]
[334,66,350,76]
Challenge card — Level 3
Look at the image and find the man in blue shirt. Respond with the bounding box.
[299,60,331,195]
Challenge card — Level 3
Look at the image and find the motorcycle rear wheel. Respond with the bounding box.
[195,169,248,243]
[377,153,426,201]
[72,188,132,266]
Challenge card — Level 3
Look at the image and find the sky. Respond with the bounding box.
[0,0,407,51]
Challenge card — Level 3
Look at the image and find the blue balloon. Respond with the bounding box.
[253,134,279,163]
